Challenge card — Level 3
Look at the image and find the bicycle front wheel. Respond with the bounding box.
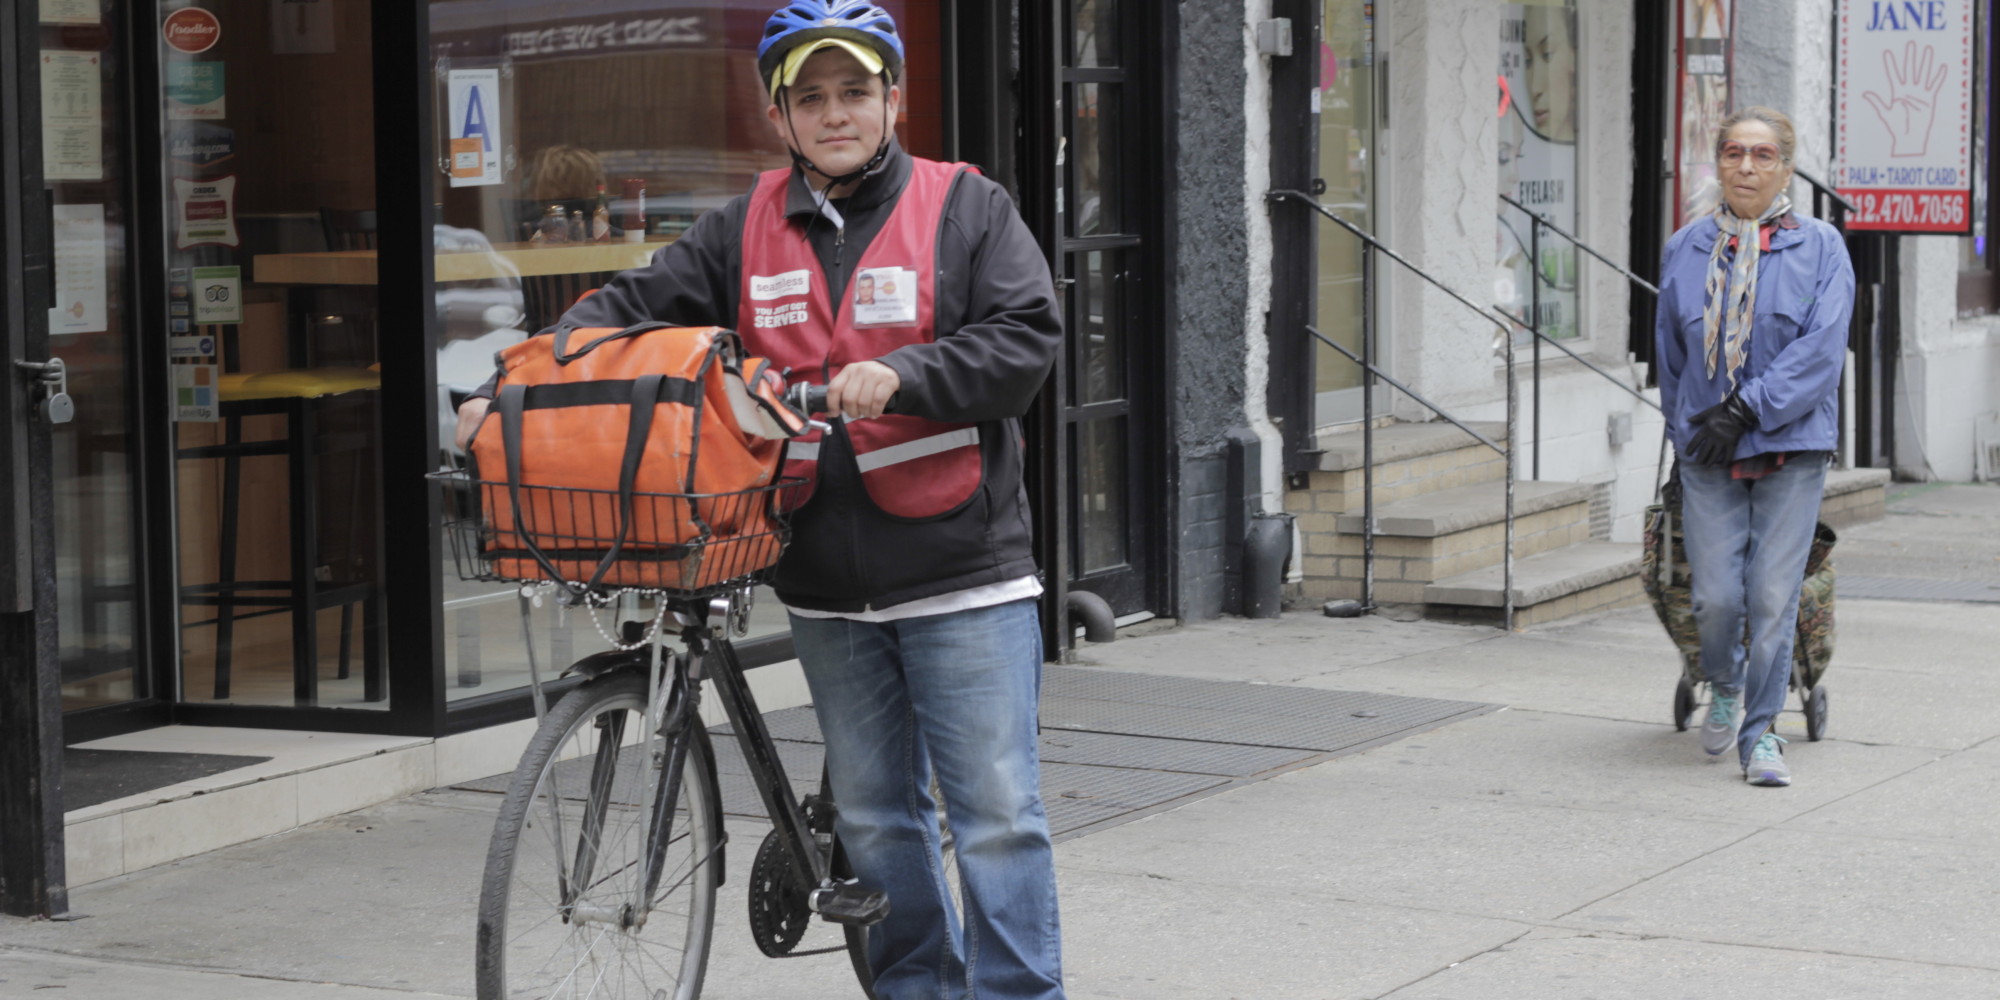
[476,672,720,1000]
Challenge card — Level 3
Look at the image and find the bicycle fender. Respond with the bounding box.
[562,647,650,681]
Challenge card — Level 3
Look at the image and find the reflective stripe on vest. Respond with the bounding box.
[852,427,978,472]
[737,159,985,519]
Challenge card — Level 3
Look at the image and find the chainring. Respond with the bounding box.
[747,827,813,957]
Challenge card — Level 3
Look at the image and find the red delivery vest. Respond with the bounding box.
[737,159,983,519]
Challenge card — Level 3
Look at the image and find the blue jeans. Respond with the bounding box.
[789,598,1065,1000]
[1679,455,1828,763]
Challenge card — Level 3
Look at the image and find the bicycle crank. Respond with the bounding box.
[747,828,813,956]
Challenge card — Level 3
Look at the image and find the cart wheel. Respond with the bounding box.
[1674,678,1697,732]
[1805,684,1829,742]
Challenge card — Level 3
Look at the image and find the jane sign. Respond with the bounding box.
[1835,0,1975,233]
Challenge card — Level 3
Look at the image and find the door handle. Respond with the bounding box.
[14,357,74,424]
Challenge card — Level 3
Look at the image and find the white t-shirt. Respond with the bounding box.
[784,575,1042,624]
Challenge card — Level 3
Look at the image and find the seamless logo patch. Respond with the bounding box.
[750,269,811,301]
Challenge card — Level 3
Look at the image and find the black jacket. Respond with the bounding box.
[480,142,1061,612]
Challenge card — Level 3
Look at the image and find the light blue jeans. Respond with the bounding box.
[789,598,1065,1000]
[1679,454,1828,764]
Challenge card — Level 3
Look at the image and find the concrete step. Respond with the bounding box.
[1821,467,1892,528]
[1297,480,1597,606]
[1289,421,1510,517]
[1315,420,1509,472]
[1423,540,1645,627]
[1335,479,1593,536]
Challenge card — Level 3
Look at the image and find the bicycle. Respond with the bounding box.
[435,381,904,998]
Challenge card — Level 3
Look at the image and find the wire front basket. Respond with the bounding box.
[429,471,808,598]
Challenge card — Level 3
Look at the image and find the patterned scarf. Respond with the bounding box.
[1702,193,1792,389]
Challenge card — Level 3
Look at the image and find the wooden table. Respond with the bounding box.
[253,237,674,286]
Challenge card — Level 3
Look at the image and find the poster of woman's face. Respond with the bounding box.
[1498,2,1580,341]
[1522,6,1578,143]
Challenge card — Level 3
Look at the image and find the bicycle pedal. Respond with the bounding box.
[810,880,889,927]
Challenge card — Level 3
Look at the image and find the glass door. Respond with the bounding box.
[40,2,152,721]
[159,0,387,709]
[1060,0,1159,616]
[1312,0,1388,427]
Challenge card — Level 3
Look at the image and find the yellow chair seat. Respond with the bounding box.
[218,367,382,402]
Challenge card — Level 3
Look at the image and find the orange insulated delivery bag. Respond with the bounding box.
[466,323,809,593]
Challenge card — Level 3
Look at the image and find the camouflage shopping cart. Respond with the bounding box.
[1640,478,1836,742]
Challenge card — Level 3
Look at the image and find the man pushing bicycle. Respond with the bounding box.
[459,4,1067,996]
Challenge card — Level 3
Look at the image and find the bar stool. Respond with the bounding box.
[175,326,385,705]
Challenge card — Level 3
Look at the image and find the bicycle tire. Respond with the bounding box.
[475,672,720,1000]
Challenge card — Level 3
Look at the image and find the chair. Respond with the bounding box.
[175,318,386,706]
[520,270,608,331]
[318,208,379,251]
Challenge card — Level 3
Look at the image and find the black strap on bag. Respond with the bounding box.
[551,321,675,365]
[499,374,677,598]
[497,384,570,593]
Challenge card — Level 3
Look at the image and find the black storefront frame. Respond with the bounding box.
[1269,0,1320,475]
[2,0,68,918]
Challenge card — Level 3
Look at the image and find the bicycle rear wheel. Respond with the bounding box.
[476,671,720,999]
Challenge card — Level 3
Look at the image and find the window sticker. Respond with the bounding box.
[447,69,504,187]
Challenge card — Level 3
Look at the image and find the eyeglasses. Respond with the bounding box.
[1717,141,1786,171]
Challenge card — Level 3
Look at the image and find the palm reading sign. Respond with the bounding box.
[1836,0,1974,233]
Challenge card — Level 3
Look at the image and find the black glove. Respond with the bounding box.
[1684,392,1758,465]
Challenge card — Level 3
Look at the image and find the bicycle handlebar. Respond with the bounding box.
[786,383,830,416]
[783,382,898,419]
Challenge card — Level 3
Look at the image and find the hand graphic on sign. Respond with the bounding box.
[1863,40,1947,158]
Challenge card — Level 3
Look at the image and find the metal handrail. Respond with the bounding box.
[1793,166,1858,217]
[1497,306,1662,412]
[1268,189,1516,631]
[1498,193,1664,480]
[1498,194,1658,295]
[1307,327,1505,455]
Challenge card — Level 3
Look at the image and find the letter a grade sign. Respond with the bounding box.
[447,68,504,188]
[1835,0,1975,233]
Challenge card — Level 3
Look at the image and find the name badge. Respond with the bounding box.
[852,266,918,328]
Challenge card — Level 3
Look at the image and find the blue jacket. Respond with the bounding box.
[1653,212,1855,460]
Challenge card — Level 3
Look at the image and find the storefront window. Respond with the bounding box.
[426,0,943,699]
[1313,0,1380,418]
[1497,0,1580,342]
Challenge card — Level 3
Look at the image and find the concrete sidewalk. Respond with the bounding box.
[6,485,2000,998]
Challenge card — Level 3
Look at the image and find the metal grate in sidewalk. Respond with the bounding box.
[699,666,1493,839]
[454,667,1494,842]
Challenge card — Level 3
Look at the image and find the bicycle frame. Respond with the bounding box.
[551,595,827,923]
[508,583,863,937]
[680,618,830,896]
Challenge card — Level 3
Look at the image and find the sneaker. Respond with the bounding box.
[1700,691,1742,756]
[1745,733,1791,787]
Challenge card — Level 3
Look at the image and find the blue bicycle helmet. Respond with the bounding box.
[758,1,905,95]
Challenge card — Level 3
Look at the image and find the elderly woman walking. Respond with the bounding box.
[1653,106,1855,787]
